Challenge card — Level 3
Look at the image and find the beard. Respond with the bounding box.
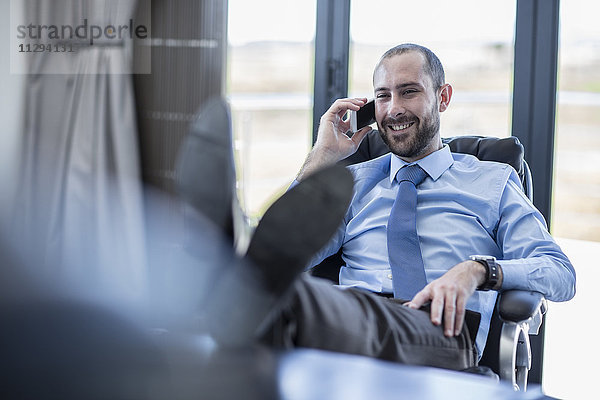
[378,105,440,159]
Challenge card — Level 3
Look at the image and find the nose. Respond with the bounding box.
[388,95,406,118]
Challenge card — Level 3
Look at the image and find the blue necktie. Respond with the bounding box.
[387,164,428,300]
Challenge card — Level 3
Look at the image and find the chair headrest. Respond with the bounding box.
[442,135,525,178]
[344,131,525,181]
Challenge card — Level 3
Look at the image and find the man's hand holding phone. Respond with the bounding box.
[315,97,374,158]
[297,98,374,181]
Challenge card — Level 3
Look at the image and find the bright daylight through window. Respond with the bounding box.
[227,0,316,219]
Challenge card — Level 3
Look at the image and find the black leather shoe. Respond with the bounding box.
[245,164,354,296]
[176,97,237,239]
[205,164,354,346]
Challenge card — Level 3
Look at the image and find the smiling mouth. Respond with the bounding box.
[388,121,415,132]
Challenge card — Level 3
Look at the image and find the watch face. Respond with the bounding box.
[470,255,495,262]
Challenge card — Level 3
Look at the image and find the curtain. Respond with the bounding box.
[16,0,147,300]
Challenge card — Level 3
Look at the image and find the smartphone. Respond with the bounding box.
[350,99,376,133]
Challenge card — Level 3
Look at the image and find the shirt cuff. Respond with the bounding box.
[496,259,529,291]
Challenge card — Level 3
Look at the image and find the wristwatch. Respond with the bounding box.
[469,255,501,291]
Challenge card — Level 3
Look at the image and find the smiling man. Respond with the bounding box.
[187,44,575,372]
[285,43,575,365]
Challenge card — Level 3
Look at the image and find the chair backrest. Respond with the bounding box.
[310,130,536,376]
[341,131,532,201]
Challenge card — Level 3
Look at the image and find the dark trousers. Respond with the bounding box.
[261,275,479,371]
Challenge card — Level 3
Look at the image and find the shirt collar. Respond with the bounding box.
[389,145,454,184]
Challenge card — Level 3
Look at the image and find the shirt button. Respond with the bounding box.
[387,274,393,280]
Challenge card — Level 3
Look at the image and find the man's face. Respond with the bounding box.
[373,52,443,162]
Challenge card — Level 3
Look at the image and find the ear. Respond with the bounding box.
[438,84,453,112]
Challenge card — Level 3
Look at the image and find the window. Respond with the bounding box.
[227,0,316,217]
[552,1,600,243]
[543,1,600,398]
[349,0,516,138]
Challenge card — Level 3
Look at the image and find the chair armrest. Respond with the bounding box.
[498,290,546,322]
[497,290,547,390]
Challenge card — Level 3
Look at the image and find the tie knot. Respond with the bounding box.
[396,164,428,186]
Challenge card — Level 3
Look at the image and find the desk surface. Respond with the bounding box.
[195,346,552,400]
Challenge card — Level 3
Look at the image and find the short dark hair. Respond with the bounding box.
[375,43,445,90]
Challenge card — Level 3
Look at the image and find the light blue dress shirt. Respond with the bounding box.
[307,145,576,355]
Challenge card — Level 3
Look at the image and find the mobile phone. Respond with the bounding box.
[350,99,376,133]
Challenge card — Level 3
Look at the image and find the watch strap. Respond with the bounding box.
[470,255,501,291]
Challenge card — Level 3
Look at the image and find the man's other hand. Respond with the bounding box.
[405,261,486,337]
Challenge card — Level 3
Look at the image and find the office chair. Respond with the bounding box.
[311,131,547,391]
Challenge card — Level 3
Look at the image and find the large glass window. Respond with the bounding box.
[543,1,600,398]
[225,2,594,397]
[227,0,316,217]
[552,3,600,243]
[349,0,516,138]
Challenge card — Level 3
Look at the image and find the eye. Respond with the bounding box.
[376,93,389,99]
[403,89,418,95]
